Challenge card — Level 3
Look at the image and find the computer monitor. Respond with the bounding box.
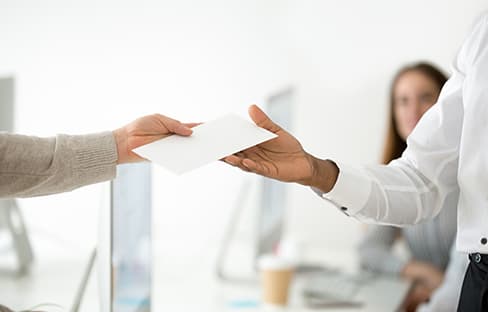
[0,77,14,132]
[98,163,152,312]
[0,76,34,275]
[255,88,294,259]
[215,88,294,282]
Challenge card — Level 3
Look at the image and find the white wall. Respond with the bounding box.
[0,0,486,273]
[0,0,291,263]
[279,0,487,252]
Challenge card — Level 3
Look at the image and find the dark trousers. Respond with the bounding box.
[458,253,488,311]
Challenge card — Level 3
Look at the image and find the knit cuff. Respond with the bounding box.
[62,131,118,185]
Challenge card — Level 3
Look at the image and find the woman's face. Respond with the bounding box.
[393,70,440,140]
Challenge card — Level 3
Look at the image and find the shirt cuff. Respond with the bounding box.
[312,163,373,216]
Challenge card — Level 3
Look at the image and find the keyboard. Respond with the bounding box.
[301,271,376,308]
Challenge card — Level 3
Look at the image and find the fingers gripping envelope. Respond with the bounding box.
[132,114,277,175]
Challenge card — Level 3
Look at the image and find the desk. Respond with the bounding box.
[152,248,411,312]
[152,271,410,312]
[0,243,411,311]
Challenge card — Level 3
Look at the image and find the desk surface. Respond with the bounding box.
[152,263,410,312]
[151,247,411,311]
[0,241,410,312]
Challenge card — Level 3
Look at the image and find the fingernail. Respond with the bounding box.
[177,124,192,132]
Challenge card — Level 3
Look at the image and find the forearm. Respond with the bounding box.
[307,155,458,226]
[417,249,468,312]
[358,227,406,275]
[0,132,117,198]
[360,249,406,275]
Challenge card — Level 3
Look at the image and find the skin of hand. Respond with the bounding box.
[403,282,433,312]
[402,260,445,291]
[112,114,198,164]
[224,105,339,193]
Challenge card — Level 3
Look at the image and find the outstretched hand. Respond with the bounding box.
[113,114,198,164]
[224,105,338,192]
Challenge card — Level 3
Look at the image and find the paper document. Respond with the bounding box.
[132,114,278,175]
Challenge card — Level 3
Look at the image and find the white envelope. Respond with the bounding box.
[132,114,278,175]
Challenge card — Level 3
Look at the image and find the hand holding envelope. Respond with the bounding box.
[223,105,315,184]
[224,105,339,193]
[132,105,338,194]
[132,108,278,175]
[113,114,198,164]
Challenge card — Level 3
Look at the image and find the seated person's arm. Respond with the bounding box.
[358,226,406,275]
[416,245,468,312]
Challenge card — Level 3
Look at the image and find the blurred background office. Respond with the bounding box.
[0,0,486,310]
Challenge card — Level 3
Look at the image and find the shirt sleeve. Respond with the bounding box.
[357,226,407,275]
[0,131,118,198]
[315,15,487,226]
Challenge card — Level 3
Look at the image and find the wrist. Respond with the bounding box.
[112,128,127,164]
[305,156,339,193]
[402,261,429,278]
[401,261,416,278]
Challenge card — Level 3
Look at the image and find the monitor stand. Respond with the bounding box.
[215,178,258,284]
[71,248,97,312]
[0,199,34,275]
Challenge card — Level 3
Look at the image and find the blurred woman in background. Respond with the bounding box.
[358,62,468,312]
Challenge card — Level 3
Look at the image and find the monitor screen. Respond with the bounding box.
[256,88,294,258]
[0,77,14,132]
[112,163,152,312]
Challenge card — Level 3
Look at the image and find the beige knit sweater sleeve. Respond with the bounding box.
[0,132,118,198]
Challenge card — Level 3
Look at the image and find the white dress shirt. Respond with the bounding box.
[318,13,488,253]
